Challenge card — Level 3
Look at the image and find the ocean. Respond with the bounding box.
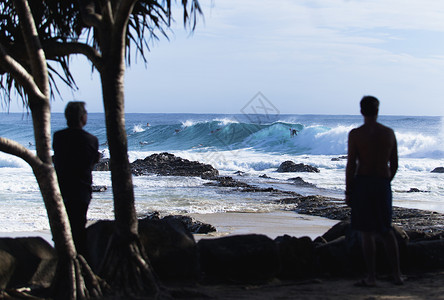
[0,112,443,233]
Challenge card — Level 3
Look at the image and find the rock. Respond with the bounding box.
[405,239,444,271]
[138,217,200,281]
[277,161,320,173]
[400,188,429,193]
[0,250,14,289]
[275,235,314,279]
[87,217,200,282]
[203,176,250,188]
[198,234,280,283]
[92,185,107,192]
[233,171,246,176]
[0,237,57,289]
[93,158,110,171]
[288,177,316,187]
[321,221,350,242]
[331,156,347,161]
[163,215,216,234]
[259,174,271,179]
[314,236,359,276]
[140,212,216,234]
[431,167,444,173]
[130,152,219,178]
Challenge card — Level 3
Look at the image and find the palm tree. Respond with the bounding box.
[1,0,202,297]
[0,1,104,299]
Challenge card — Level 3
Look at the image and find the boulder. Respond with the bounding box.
[197,234,280,283]
[138,217,200,281]
[405,239,444,271]
[92,185,107,192]
[163,215,216,234]
[314,232,363,276]
[274,235,314,279]
[87,217,200,282]
[431,167,444,173]
[93,158,110,171]
[0,250,14,289]
[140,212,216,234]
[0,237,57,289]
[321,221,350,242]
[130,152,219,178]
[331,156,347,161]
[277,161,320,173]
[288,177,316,187]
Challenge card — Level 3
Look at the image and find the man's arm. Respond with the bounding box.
[345,130,357,206]
[389,131,398,181]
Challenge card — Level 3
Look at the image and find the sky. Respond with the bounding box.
[6,0,444,116]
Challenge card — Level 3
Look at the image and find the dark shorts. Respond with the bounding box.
[351,176,393,233]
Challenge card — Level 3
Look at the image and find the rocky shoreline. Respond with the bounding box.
[2,152,444,297]
[94,152,444,239]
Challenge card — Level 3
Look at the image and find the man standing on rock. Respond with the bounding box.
[53,101,100,257]
[345,96,403,286]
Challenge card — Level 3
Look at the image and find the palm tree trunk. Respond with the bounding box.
[98,50,159,297]
[28,96,106,299]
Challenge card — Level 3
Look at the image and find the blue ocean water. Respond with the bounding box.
[0,113,443,232]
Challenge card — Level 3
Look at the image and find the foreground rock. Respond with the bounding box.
[87,217,200,282]
[130,152,219,178]
[0,237,56,289]
[277,161,320,173]
[198,234,280,283]
[142,212,216,234]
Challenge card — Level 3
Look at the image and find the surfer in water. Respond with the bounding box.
[290,128,299,137]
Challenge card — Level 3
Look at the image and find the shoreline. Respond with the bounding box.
[0,210,339,243]
[189,211,338,240]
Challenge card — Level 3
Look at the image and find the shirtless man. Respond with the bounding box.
[345,96,403,286]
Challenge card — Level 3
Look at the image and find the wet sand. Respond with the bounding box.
[189,210,339,240]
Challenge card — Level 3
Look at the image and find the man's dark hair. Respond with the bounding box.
[65,101,87,127]
[360,96,379,117]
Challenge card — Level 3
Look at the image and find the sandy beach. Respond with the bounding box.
[2,209,444,299]
[0,210,338,244]
[189,211,339,240]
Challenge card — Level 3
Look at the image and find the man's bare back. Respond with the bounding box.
[347,121,398,180]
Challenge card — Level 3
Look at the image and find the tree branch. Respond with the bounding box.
[13,0,49,98]
[0,43,46,101]
[78,0,103,28]
[114,0,138,43]
[43,41,104,73]
[0,137,42,170]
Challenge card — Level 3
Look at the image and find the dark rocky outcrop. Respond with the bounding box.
[93,158,110,171]
[87,217,200,282]
[288,177,316,187]
[259,174,271,179]
[198,234,280,283]
[406,188,428,193]
[275,235,314,279]
[277,161,320,173]
[431,167,444,173]
[142,212,216,234]
[92,185,107,192]
[330,156,347,161]
[0,237,57,289]
[0,250,14,289]
[130,152,219,178]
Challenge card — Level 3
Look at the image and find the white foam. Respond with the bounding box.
[0,152,31,168]
[132,124,146,133]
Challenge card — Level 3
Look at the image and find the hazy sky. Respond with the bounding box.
[7,0,444,116]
